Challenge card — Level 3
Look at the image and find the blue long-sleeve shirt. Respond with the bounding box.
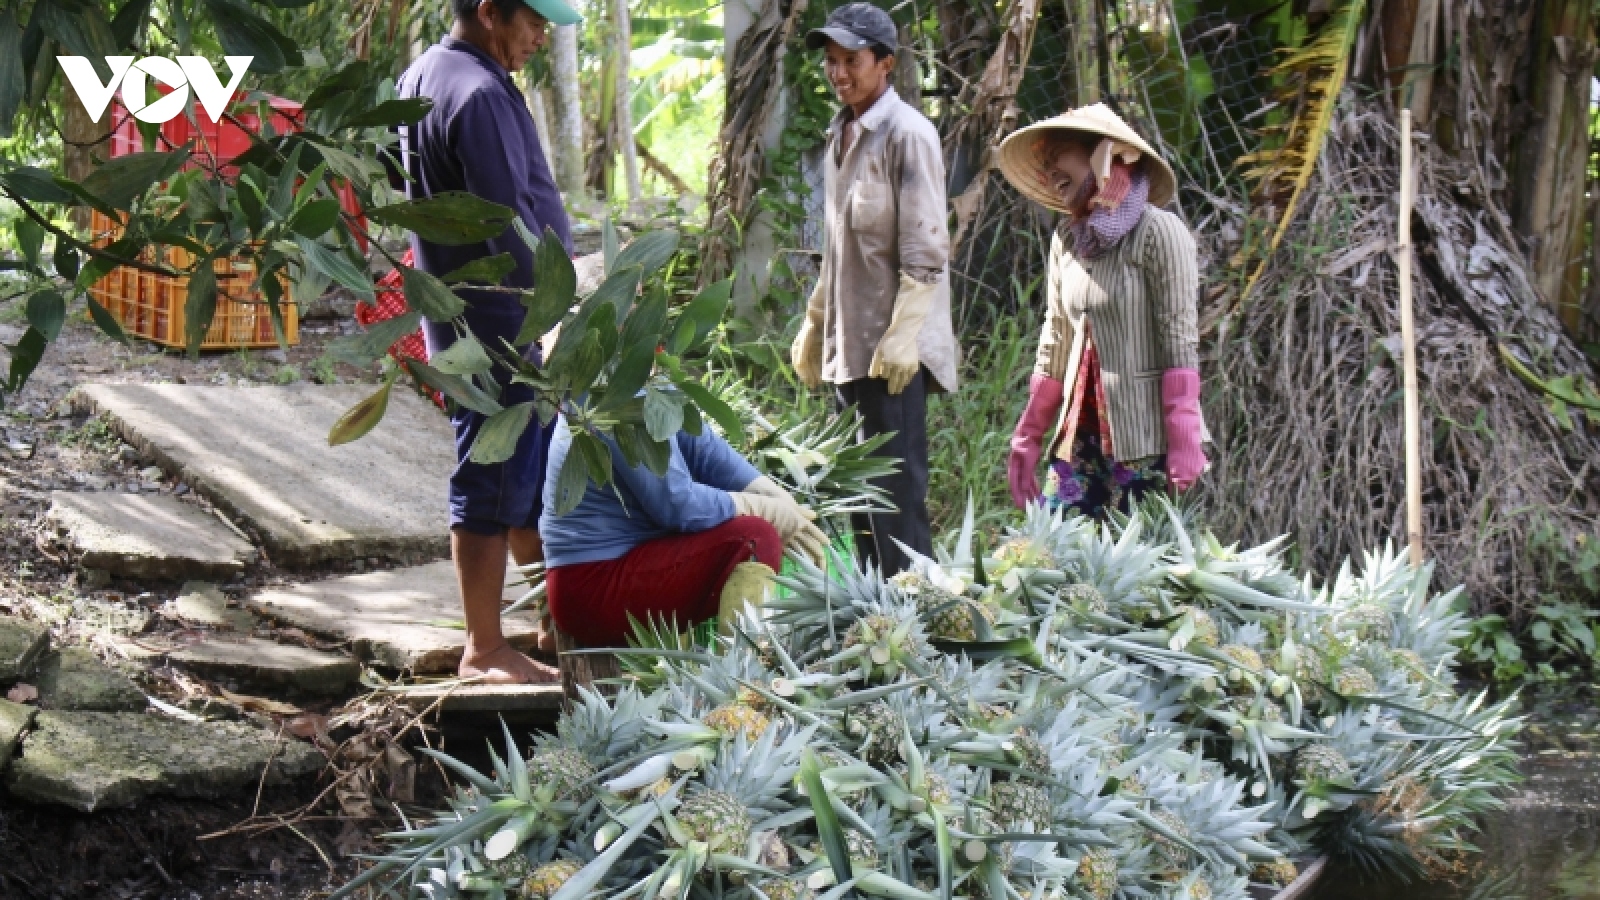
[396,36,572,328]
[540,420,762,567]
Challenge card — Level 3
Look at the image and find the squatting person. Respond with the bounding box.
[539,417,829,647]
[790,2,959,577]
[394,0,581,683]
[998,104,1209,517]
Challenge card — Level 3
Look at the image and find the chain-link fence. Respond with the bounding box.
[879,0,1283,327]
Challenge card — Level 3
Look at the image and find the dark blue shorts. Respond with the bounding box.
[423,301,554,536]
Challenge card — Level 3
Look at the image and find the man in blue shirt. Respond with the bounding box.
[540,420,828,647]
[395,0,579,683]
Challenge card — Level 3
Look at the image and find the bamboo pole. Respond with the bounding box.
[1397,108,1424,567]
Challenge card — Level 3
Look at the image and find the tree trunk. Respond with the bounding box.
[588,41,617,198]
[1509,0,1594,332]
[62,89,109,232]
[1067,0,1101,107]
[1587,181,1600,344]
[1382,0,1441,119]
[549,24,587,195]
[895,25,922,107]
[554,628,620,705]
[516,70,557,175]
[613,0,643,211]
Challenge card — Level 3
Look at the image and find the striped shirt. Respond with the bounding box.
[1033,207,1207,462]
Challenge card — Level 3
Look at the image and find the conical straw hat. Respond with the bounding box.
[996,103,1177,212]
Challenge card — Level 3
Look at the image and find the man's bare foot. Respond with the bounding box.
[460,642,561,685]
[536,626,558,655]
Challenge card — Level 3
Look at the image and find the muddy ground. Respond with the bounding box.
[0,293,457,900]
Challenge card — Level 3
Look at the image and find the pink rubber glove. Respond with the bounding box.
[1008,374,1065,508]
[1162,368,1208,491]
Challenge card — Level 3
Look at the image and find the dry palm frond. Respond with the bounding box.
[698,0,809,285]
[1232,0,1366,302]
[945,0,1044,252]
[1198,97,1600,616]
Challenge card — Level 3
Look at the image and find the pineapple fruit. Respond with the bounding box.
[523,860,582,900]
[345,494,1520,900]
[676,789,753,852]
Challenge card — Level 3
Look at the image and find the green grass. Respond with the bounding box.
[925,306,1038,546]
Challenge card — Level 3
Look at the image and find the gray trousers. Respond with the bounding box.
[836,368,932,577]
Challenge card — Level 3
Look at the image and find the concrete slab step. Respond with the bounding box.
[0,615,48,683]
[0,698,36,777]
[5,710,321,811]
[47,491,255,580]
[75,383,457,568]
[247,561,542,674]
[171,581,255,631]
[168,636,360,695]
[36,647,147,712]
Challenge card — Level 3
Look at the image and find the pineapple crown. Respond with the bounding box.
[1221,621,1269,650]
[1140,769,1278,871]
[1060,519,1171,614]
[685,641,778,706]
[697,723,818,821]
[555,685,671,763]
[1052,755,1136,834]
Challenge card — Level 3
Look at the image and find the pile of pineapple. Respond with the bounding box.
[335,500,1520,900]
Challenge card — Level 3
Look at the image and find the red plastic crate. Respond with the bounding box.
[105,87,366,243]
[93,85,371,350]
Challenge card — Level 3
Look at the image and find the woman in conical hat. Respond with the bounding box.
[995,104,1209,518]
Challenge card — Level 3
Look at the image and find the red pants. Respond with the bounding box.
[546,516,783,647]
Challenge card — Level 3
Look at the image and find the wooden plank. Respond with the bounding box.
[396,683,565,714]
[1246,856,1328,900]
[1274,856,1328,900]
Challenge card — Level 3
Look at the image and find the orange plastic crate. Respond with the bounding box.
[87,210,297,350]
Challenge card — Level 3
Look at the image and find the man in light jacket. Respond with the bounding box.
[791,2,959,577]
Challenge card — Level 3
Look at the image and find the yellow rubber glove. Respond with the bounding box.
[731,493,829,565]
[790,278,826,389]
[869,273,936,395]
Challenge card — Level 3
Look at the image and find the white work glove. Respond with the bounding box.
[790,278,826,389]
[731,492,829,566]
[868,273,936,395]
[744,475,830,560]
[745,475,796,503]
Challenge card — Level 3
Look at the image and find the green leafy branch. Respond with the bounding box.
[1497,342,1600,430]
[0,3,749,516]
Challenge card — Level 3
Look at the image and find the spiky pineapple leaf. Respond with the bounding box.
[801,749,852,885]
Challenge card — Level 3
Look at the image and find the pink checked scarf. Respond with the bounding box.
[1067,165,1149,260]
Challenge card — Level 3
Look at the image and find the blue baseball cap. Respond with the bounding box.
[806,3,897,52]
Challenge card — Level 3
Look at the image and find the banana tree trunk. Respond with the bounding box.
[1587,180,1600,344]
[613,0,643,210]
[1509,0,1594,333]
[1381,0,1441,119]
[549,24,588,195]
[1067,0,1101,107]
[517,69,557,175]
[589,41,617,197]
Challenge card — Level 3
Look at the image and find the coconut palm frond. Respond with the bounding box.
[1233,0,1367,302]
